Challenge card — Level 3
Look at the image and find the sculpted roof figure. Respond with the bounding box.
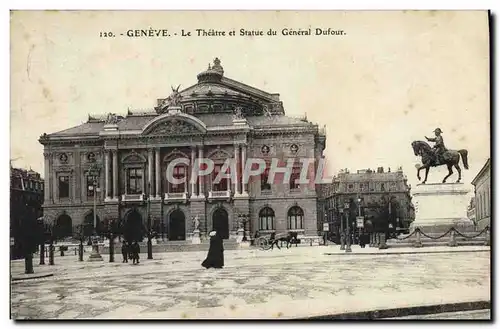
[167,85,182,107]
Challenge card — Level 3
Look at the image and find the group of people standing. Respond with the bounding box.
[117,232,225,269]
[121,240,141,264]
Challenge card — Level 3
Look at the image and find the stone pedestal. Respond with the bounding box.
[410,183,474,234]
[88,240,103,262]
[191,230,201,244]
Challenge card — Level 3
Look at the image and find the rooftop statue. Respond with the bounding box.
[233,106,244,120]
[105,113,119,125]
[411,128,469,184]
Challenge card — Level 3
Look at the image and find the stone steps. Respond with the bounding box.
[99,239,242,254]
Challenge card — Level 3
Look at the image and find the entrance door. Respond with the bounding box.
[212,208,229,239]
[168,210,186,241]
[123,209,143,242]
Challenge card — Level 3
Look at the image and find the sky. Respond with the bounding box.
[10,10,490,193]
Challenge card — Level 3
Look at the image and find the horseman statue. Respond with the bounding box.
[426,128,446,164]
[412,128,469,184]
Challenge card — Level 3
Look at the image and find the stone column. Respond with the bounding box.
[241,145,248,195]
[43,152,51,203]
[155,148,161,198]
[104,150,111,200]
[234,145,240,195]
[190,146,197,197]
[112,150,118,200]
[148,149,154,197]
[198,146,205,198]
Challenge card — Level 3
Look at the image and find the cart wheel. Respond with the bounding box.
[258,237,268,249]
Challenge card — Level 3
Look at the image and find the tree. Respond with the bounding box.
[16,202,43,274]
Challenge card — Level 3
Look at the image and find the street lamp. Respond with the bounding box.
[160,218,165,241]
[88,163,103,261]
[323,212,328,246]
[339,207,345,250]
[146,184,153,260]
[357,197,364,246]
[344,202,352,253]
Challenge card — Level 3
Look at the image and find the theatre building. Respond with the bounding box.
[39,58,326,242]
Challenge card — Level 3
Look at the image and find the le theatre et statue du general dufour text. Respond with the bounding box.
[102,27,346,38]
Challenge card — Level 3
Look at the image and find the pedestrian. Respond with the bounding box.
[121,240,128,263]
[201,231,224,269]
[132,241,140,265]
[128,241,133,261]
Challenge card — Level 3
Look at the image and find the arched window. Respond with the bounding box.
[259,207,275,231]
[288,206,304,230]
[168,164,187,193]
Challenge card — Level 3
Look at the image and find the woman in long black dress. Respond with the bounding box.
[201,231,224,269]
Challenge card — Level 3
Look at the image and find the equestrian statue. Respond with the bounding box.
[411,128,469,184]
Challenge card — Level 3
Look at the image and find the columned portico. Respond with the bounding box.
[241,145,248,196]
[198,146,205,198]
[104,150,111,201]
[112,150,118,201]
[155,148,161,199]
[190,146,197,198]
[148,149,154,197]
[234,145,240,196]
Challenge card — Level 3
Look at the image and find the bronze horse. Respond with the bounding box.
[411,141,469,184]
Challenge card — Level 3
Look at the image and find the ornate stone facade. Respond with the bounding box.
[39,58,326,241]
[321,167,415,240]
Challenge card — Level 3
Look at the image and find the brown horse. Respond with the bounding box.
[411,140,469,184]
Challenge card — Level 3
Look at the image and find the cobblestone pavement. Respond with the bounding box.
[10,246,490,319]
[389,309,491,320]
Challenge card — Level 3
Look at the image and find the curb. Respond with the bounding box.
[11,273,54,282]
[298,300,491,320]
[324,248,490,256]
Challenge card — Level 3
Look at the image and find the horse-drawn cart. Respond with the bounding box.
[256,232,298,250]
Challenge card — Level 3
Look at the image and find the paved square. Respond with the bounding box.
[10,246,490,319]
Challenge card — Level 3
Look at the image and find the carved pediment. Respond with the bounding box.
[122,150,146,164]
[208,148,232,160]
[148,119,198,136]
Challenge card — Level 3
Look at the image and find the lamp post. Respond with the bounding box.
[339,207,345,250]
[88,163,103,261]
[344,202,352,253]
[160,218,165,241]
[37,217,45,265]
[323,212,328,246]
[108,219,115,263]
[357,197,363,246]
[146,185,153,260]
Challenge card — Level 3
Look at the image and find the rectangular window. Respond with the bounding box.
[127,168,144,194]
[381,183,385,192]
[87,175,98,197]
[169,165,186,193]
[58,175,70,198]
[212,164,228,192]
[261,168,271,191]
[290,167,301,190]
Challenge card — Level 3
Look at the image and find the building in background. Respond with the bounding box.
[320,166,415,241]
[471,158,490,230]
[39,58,326,242]
[10,166,44,258]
